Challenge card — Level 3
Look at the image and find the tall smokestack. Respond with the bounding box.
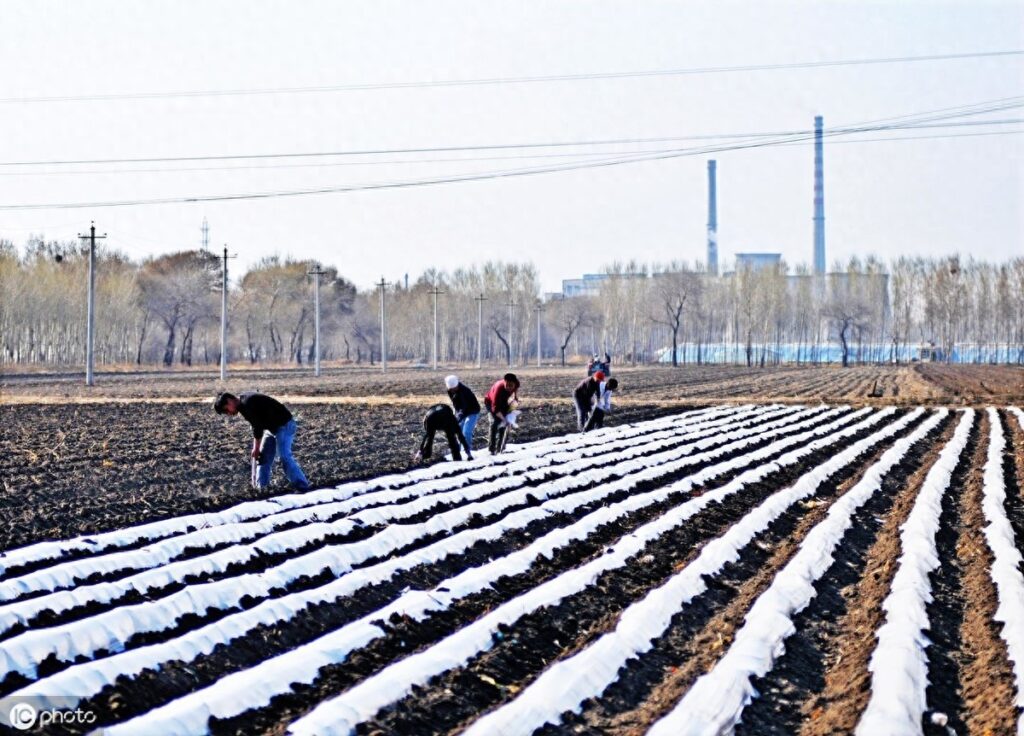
[707,160,718,275]
[813,115,825,275]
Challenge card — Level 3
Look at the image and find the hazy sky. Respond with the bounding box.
[1,0,1021,291]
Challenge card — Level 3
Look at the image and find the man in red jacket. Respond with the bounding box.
[483,372,519,454]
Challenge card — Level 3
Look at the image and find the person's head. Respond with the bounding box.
[606,378,619,391]
[593,371,605,383]
[444,375,460,390]
[503,372,518,391]
[214,392,240,416]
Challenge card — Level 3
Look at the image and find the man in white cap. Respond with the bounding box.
[445,374,481,450]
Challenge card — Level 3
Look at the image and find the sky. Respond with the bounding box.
[0,0,1021,292]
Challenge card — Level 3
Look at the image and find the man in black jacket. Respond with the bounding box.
[215,391,310,490]
[445,374,480,450]
[573,371,604,432]
[414,404,473,464]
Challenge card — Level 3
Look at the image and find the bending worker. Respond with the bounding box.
[414,403,473,464]
[586,377,619,430]
[214,391,310,491]
[445,374,480,449]
[484,372,519,454]
[572,371,604,432]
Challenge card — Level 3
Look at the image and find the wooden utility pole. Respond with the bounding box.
[475,293,487,369]
[377,277,388,373]
[535,302,545,367]
[308,263,327,377]
[220,245,236,381]
[429,284,445,370]
[78,222,106,386]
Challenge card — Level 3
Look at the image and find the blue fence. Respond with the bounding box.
[657,343,1023,365]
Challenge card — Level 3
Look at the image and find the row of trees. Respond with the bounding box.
[1,237,1021,368]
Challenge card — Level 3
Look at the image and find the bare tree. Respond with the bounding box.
[650,261,701,367]
[547,295,594,365]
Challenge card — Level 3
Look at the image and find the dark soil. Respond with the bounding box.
[30,408,825,732]
[346,413,920,736]
[0,399,682,552]
[734,413,950,735]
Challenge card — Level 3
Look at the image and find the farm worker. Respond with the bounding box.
[484,372,520,454]
[587,352,612,377]
[214,392,310,491]
[585,377,619,431]
[413,403,473,464]
[573,371,604,432]
[445,374,481,449]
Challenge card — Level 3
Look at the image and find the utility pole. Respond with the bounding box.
[429,284,445,370]
[535,302,545,367]
[475,293,487,369]
[308,263,327,377]
[220,245,236,381]
[506,298,518,368]
[78,221,106,387]
[377,277,388,373]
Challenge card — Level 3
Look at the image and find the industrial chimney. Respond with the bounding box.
[813,116,825,275]
[707,160,718,275]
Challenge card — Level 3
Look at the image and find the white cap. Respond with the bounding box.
[444,375,459,389]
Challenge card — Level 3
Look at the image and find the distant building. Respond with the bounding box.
[560,272,646,298]
[732,252,782,272]
[561,274,609,297]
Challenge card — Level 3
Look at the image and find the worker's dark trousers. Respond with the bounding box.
[488,413,506,453]
[421,428,463,461]
[574,397,592,432]
[585,408,605,431]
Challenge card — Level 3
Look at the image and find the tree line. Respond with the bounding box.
[1,237,1021,368]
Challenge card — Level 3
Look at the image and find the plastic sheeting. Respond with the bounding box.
[0,407,723,575]
[6,405,813,698]
[979,408,1024,735]
[0,405,764,617]
[285,409,893,736]
[9,403,856,712]
[856,410,973,734]
[647,409,947,736]
[465,409,928,736]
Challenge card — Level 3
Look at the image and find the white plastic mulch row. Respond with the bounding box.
[0,405,777,624]
[1009,405,1023,430]
[13,407,869,717]
[855,410,974,734]
[0,406,828,683]
[978,408,1024,735]
[100,408,879,736]
[465,408,939,736]
[0,406,728,575]
[647,409,951,736]
[282,408,907,736]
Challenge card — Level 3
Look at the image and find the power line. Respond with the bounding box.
[1,119,1019,177]
[2,50,1020,104]
[2,95,1021,168]
[2,100,1021,211]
